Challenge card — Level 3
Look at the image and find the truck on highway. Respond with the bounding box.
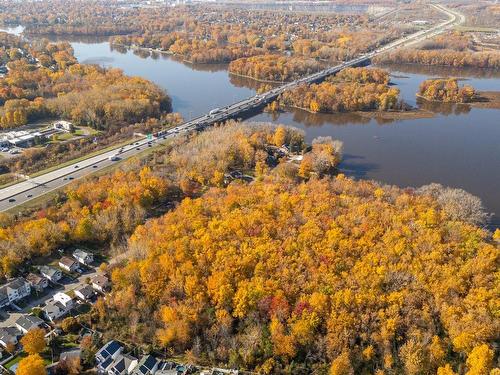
[209,108,221,116]
[109,154,120,161]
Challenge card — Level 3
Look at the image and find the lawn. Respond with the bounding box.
[4,352,27,371]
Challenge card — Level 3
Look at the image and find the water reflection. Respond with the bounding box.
[380,63,500,79]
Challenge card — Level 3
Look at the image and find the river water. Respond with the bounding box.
[4,32,500,227]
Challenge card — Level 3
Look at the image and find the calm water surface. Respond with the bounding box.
[23,37,500,227]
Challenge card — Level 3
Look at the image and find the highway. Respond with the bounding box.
[0,3,464,212]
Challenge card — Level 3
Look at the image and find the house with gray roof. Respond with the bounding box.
[38,265,62,282]
[0,326,21,348]
[15,314,44,334]
[131,355,159,375]
[73,249,94,265]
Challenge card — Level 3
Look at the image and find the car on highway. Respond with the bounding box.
[8,198,15,202]
[26,194,32,198]
[109,155,120,161]
[74,165,79,168]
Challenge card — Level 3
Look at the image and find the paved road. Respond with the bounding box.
[0,4,464,212]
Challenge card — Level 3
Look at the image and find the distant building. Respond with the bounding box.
[15,315,44,334]
[59,256,79,272]
[38,265,62,283]
[53,120,74,132]
[73,249,94,265]
[0,278,31,308]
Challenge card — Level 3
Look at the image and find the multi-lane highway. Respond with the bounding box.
[0,3,464,212]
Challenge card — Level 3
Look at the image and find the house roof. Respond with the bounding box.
[0,326,20,344]
[26,273,46,285]
[97,340,123,362]
[73,249,92,259]
[132,355,159,374]
[38,265,61,277]
[44,300,66,316]
[111,353,137,374]
[75,284,94,299]
[92,275,110,287]
[59,256,77,267]
[15,314,43,331]
[7,277,28,290]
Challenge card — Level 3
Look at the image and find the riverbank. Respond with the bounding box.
[275,104,435,120]
[470,91,500,109]
[416,91,500,109]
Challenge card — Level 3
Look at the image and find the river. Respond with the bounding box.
[3,31,500,227]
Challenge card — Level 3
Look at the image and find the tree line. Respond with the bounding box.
[228,55,322,82]
[417,78,477,103]
[276,68,400,113]
[0,35,171,129]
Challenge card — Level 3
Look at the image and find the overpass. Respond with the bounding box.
[0,3,464,212]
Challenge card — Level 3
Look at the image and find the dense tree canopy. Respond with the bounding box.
[100,174,498,374]
[417,78,476,103]
[0,34,171,129]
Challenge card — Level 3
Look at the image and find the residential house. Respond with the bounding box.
[96,340,124,374]
[131,355,159,375]
[0,326,21,348]
[26,273,48,293]
[39,265,62,283]
[74,284,95,301]
[0,278,31,308]
[53,120,74,132]
[53,292,74,308]
[73,249,94,265]
[92,275,111,293]
[107,353,138,375]
[15,314,44,334]
[155,361,179,375]
[59,256,79,272]
[43,300,69,322]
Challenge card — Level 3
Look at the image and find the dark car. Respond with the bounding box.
[8,198,15,202]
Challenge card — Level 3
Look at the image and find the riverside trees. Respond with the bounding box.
[417,78,477,103]
[0,35,171,129]
[266,67,401,114]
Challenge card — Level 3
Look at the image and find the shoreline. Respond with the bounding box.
[274,104,435,120]
[416,91,500,109]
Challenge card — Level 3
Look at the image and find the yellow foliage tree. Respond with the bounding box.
[17,354,46,375]
[20,328,47,355]
[329,351,354,375]
[466,344,494,375]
